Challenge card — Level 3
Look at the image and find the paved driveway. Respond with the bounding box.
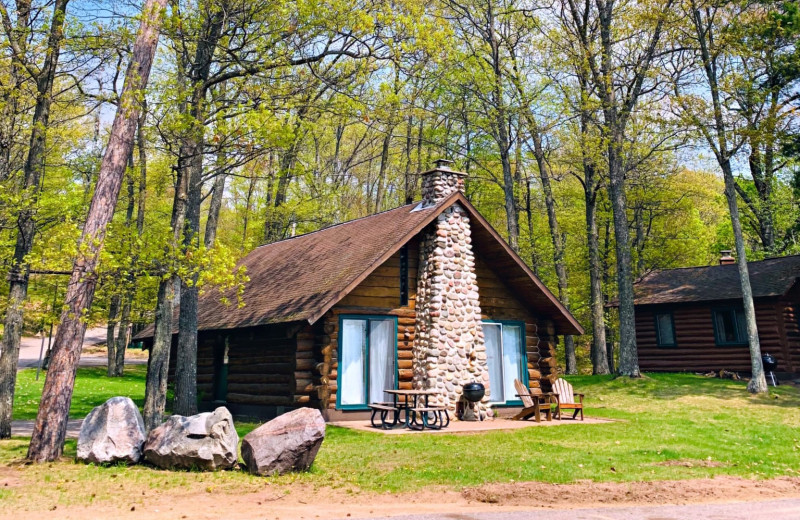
[15,326,146,368]
[355,498,800,520]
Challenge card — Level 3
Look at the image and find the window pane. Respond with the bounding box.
[735,309,747,343]
[484,324,505,403]
[656,314,674,345]
[715,310,737,343]
[369,319,395,403]
[502,325,524,401]
[340,319,367,405]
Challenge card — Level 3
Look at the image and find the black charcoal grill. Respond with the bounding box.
[761,353,779,387]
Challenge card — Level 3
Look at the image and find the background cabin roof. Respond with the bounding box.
[631,255,800,306]
[136,192,583,338]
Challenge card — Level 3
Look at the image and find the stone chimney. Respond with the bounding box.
[413,161,491,419]
[421,159,467,207]
[719,250,735,265]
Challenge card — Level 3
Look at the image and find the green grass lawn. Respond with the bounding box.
[2,368,799,509]
[12,366,149,421]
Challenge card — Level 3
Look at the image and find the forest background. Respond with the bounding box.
[0,0,797,380]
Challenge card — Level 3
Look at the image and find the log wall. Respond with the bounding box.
[323,237,419,409]
[474,256,554,392]
[189,323,300,417]
[635,299,799,373]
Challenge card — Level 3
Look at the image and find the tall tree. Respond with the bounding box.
[27,0,169,461]
[445,0,520,251]
[0,0,70,439]
[572,0,675,376]
[671,0,769,393]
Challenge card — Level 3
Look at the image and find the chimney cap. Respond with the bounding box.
[434,158,454,169]
[422,159,467,177]
[719,250,735,265]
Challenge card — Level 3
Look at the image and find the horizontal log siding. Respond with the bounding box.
[224,325,297,407]
[635,300,793,373]
[782,303,800,372]
[326,238,419,409]
[196,334,216,400]
[474,257,553,392]
[190,324,300,411]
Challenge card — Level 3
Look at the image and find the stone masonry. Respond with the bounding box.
[413,160,492,419]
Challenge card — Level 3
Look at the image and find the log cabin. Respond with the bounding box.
[135,161,583,420]
[631,252,800,376]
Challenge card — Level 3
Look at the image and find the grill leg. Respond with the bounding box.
[768,371,779,387]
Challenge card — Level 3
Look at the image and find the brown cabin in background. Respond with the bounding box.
[631,252,800,375]
[135,162,582,420]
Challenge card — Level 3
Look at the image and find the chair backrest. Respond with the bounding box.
[553,378,574,404]
[513,379,534,408]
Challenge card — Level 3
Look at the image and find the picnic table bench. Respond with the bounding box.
[369,389,450,430]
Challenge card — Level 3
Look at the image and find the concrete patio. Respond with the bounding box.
[329,416,614,434]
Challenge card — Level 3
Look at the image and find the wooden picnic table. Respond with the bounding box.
[370,389,450,430]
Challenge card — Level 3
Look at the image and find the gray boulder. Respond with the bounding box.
[143,407,238,470]
[241,408,325,476]
[77,396,146,464]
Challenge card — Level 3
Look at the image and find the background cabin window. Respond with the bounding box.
[483,321,526,405]
[338,316,397,408]
[654,312,676,347]
[712,307,748,346]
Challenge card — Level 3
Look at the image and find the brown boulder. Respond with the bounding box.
[241,408,325,476]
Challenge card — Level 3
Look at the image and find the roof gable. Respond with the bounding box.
[136,192,583,338]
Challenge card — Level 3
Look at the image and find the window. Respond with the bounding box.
[337,316,397,409]
[654,312,676,347]
[483,321,527,405]
[712,307,748,346]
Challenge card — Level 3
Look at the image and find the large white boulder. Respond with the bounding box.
[143,407,238,470]
[77,396,146,464]
[241,408,325,476]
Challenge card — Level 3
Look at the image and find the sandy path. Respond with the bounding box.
[4,476,800,520]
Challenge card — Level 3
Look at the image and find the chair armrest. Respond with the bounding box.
[575,393,584,404]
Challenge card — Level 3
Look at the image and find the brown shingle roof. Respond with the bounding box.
[136,193,583,338]
[632,255,800,305]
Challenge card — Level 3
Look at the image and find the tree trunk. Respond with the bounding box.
[374,127,392,212]
[404,115,414,202]
[204,172,226,248]
[109,148,139,376]
[524,178,540,277]
[689,2,767,393]
[722,160,768,393]
[265,143,299,243]
[531,131,575,373]
[204,83,227,248]
[0,0,69,440]
[143,276,178,430]
[106,295,120,376]
[174,144,204,416]
[241,171,256,247]
[0,0,31,182]
[497,110,518,252]
[172,9,225,417]
[27,0,168,461]
[608,137,640,377]
[586,182,608,374]
[114,303,131,377]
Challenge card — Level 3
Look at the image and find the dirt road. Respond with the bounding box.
[357,499,800,519]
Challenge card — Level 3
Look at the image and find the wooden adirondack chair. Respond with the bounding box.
[511,379,555,422]
[552,378,584,420]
